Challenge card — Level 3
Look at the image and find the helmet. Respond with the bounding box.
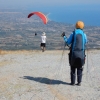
[75,21,84,29]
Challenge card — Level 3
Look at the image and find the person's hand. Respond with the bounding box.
[61,32,65,37]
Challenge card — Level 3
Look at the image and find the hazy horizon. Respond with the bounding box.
[0,0,100,26]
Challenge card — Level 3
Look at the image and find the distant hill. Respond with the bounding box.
[0,10,100,50]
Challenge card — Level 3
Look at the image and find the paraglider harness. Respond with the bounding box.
[68,30,86,68]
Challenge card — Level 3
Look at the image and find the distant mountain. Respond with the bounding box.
[0,11,100,50]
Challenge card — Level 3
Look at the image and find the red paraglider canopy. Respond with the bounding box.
[28,12,48,24]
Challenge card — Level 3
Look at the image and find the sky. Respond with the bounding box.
[0,0,100,6]
[0,0,100,26]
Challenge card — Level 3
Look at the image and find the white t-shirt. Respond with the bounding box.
[41,36,46,43]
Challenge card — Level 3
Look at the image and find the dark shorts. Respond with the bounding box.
[41,43,46,47]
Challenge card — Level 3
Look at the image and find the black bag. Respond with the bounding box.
[68,31,86,68]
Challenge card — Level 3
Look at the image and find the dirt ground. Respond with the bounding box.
[0,50,100,100]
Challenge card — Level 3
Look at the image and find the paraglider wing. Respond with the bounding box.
[28,12,48,24]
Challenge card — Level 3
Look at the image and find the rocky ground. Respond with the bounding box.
[0,50,100,100]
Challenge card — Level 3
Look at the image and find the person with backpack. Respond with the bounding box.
[61,21,87,86]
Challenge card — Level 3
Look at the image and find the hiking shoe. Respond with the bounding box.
[70,83,75,86]
[76,83,81,86]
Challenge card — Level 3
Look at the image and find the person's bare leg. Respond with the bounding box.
[42,47,46,52]
[44,47,45,51]
[41,46,43,52]
[42,47,45,52]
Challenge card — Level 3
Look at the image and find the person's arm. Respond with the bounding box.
[84,33,88,44]
[66,33,73,45]
[63,36,67,43]
[63,33,73,45]
[61,32,73,46]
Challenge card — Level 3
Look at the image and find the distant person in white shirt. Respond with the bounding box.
[40,32,47,52]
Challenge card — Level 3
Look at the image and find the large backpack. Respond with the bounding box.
[69,29,85,67]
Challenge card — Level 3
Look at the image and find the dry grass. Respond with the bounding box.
[0,49,68,54]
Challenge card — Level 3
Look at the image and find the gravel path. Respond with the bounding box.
[0,50,100,100]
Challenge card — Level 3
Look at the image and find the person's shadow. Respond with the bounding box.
[23,76,70,85]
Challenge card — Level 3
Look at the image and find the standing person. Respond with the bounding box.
[40,32,47,52]
[61,21,87,86]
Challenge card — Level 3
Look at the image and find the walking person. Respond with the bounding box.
[40,32,47,52]
[61,21,88,86]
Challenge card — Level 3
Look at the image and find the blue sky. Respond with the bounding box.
[0,0,100,5]
[0,0,100,8]
[0,0,100,6]
[0,0,100,26]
